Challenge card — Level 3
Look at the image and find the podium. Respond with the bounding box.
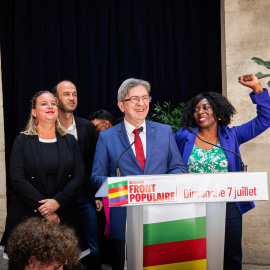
[96,172,268,270]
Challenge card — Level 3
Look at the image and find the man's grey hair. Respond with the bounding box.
[117,78,151,101]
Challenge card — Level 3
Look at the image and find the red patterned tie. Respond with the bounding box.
[133,128,145,171]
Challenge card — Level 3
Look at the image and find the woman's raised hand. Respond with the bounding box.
[238,74,263,94]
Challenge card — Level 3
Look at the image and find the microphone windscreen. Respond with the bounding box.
[187,127,195,134]
[139,126,144,132]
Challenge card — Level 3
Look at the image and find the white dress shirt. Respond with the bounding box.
[57,116,78,139]
[124,118,146,158]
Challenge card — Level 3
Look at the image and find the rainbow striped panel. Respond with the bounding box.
[108,180,129,206]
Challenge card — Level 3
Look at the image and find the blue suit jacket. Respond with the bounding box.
[174,90,270,214]
[91,120,187,239]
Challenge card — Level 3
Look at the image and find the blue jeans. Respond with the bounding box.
[77,192,100,255]
[224,202,242,270]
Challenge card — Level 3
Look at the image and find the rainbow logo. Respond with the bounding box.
[108,180,129,206]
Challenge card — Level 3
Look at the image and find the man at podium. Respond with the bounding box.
[91,78,187,270]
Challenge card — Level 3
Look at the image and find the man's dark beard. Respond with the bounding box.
[58,101,77,113]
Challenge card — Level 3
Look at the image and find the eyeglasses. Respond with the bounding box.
[94,120,106,127]
[194,105,212,113]
[121,95,152,104]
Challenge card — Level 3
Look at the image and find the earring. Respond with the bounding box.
[218,117,221,121]
[35,118,39,125]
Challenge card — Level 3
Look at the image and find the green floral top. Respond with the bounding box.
[187,141,229,173]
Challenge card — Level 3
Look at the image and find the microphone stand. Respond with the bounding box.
[115,127,144,177]
[187,127,247,172]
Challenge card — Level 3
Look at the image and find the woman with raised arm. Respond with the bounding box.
[175,75,270,270]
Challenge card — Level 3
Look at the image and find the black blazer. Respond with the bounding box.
[75,117,97,202]
[1,132,85,245]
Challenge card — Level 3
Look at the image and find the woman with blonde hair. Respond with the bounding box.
[1,91,85,250]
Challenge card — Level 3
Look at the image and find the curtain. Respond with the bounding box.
[0,0,221,182]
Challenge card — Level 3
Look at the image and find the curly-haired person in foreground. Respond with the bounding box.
[6,217,81,270]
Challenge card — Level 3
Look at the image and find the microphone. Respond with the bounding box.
[115,126,144,177]
[187,127,247,172]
